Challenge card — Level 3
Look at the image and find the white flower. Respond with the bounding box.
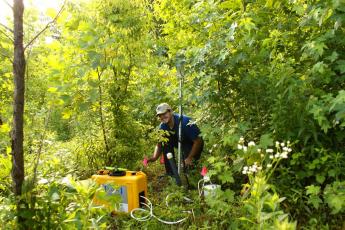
[243,146,248,152]
[213,144,217,148]
[288,148,292,152]
[274,153,280,158]
[231,22,238,30]
[283,147,291,152]
[275,141,280,147]
[243,166,248,171]
[269,155,274,159]
[257,148,262,153]
[287,141,290,145]
[281,152,288,158]
[44,140,52,145]
[266,149,274,153]
[209,149,213,153]
[51,192,60,201]
[260,154,264,158]
[237,144,243,150]
[280,142,285,147]
[61,176,71,185]
[248,141,255,147]
[267,164,272,168]
[38,178,49,184]
[242,170,247,175]
[239,137,244,142]
[257,166,262,171]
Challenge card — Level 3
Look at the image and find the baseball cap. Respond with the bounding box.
[156,103,172,116]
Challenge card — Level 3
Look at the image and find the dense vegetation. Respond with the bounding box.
[1,0,345,229]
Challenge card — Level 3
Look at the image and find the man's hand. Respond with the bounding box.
[143,156,157,167]
[142,157,148,167]
[184,157,193,166]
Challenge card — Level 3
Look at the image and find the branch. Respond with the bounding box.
[24,0,66,50]
[31,110,51,189]
[0,50,13,62]
[0,22,13,33]
[0,28,14,42]
[2,0,13,9]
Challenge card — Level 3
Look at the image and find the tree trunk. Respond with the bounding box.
[11,0,25,197]
[97,68,110,153]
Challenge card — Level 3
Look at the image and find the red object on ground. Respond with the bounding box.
[160,155,165,164]
[201,166,208,176]
[142,157,148,167]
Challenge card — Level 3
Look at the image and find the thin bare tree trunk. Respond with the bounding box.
[11,0,25,197]
[97,68,110,152]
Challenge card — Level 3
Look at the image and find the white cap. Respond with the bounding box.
[156,103,172,116]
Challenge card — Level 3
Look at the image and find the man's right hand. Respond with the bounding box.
[147,157,155,163]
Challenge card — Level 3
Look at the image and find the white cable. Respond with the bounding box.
[131,177,212,225]
[130,195,192,225]
[165,193,193,207]
[165,193,173,207]
[198,179,205,196]
[198,178,212,196]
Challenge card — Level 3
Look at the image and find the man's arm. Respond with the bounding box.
[185,136,203,166]
[148,143,162,162]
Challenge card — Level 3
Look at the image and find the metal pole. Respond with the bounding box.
[177,69,183,175]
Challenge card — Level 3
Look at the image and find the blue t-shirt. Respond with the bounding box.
[159,114,202,159]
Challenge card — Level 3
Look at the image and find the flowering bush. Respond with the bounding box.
[237,137,292,178]
[236,137,296,229]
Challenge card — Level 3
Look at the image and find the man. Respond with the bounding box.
[147,103,204,176]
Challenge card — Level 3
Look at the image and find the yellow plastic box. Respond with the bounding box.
[92,171,147,213]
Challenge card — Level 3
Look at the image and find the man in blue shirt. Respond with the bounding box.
[147,103,204,175]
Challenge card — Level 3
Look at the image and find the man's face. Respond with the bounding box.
[158,110,172,124]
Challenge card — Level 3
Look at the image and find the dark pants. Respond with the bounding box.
[161,138,204,176]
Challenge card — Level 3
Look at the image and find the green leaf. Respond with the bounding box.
[308,196,322,209]
[0,123,10,133]
[259,134,273,148]
[222,189,235,202]
[324,181,345,214]
[46,8,57,19]
[47,87,58,93]
[62,109,72,119]
[325,194,344,214]
[60,94,71,104]
[306,185,321,195]
[218,172,234,184]
[336,60,345,74]
[316,174,326,184]
[312,62,327,74]
[326,51,338,62]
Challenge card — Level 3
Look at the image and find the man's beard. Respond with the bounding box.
[162,119,169,124]
[161,117,170,124]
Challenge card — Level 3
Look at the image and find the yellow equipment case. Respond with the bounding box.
[92,170,147,213]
